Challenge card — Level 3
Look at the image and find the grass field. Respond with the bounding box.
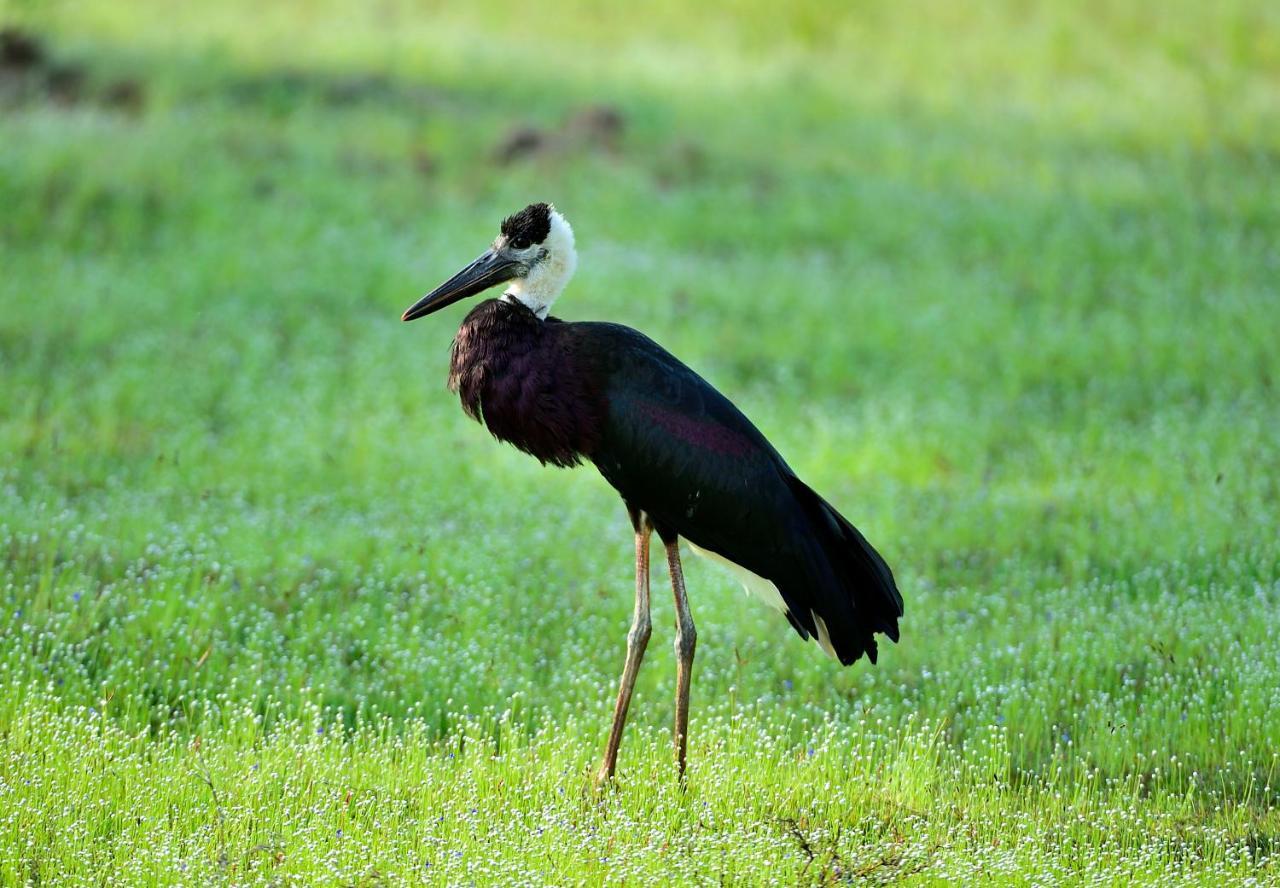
[2,1,1279,883]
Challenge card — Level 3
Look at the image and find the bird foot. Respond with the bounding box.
[589,766,622,802]
[593,765,618,790]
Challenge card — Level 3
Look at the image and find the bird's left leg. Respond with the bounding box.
[597,512,652,784]
[665,538,697,780]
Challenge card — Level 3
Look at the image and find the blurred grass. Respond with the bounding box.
[1,0,1279,884]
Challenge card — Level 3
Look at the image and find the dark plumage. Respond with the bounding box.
[447,297,902,665]
[449,298,601,468]
[403,203,903,781]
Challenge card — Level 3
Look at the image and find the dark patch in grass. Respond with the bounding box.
[43,61,86,105]
[495,124,550,164]
[0,26,44,70]
[411,146,437,177]
[218,70,439,115]
[101,77,145,114]
[566,104,625,152]
[493,104,627,165]
[653,139,708,189]
[0,28,146,113]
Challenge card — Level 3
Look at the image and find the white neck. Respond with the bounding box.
[503,209,577,319]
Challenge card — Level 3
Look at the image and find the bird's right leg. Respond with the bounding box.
[666,539,696,781]
[597,511,652,784]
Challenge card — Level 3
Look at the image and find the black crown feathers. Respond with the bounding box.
[500,202,552,246]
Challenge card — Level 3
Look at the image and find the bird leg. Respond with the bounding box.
[666,540,697,780]
[597,519,652,783]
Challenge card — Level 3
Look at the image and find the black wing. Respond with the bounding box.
[570,321,902,665]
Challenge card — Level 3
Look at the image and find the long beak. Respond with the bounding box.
[402,250,522,321]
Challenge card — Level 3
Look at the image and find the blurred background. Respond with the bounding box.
[1,0,1279,880]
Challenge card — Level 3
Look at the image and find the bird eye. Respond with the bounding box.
[512,236,531,250]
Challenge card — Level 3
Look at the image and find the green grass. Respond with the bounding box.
[2,0,1279,883]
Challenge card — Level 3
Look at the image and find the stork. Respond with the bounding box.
[402,203,902,782]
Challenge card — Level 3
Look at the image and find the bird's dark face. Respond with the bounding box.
[403,202,571,321]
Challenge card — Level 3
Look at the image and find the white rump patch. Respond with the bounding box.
[686,541,788,614]
[810,611,838,660]
[686,542,837,660]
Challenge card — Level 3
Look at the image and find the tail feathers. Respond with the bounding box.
[785,475,903,665]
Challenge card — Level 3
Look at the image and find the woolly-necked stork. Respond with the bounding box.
[402,203,902,781]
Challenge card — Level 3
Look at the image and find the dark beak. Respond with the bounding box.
[402,250,522,321]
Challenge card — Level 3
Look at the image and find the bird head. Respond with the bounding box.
[402,202,577,322]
